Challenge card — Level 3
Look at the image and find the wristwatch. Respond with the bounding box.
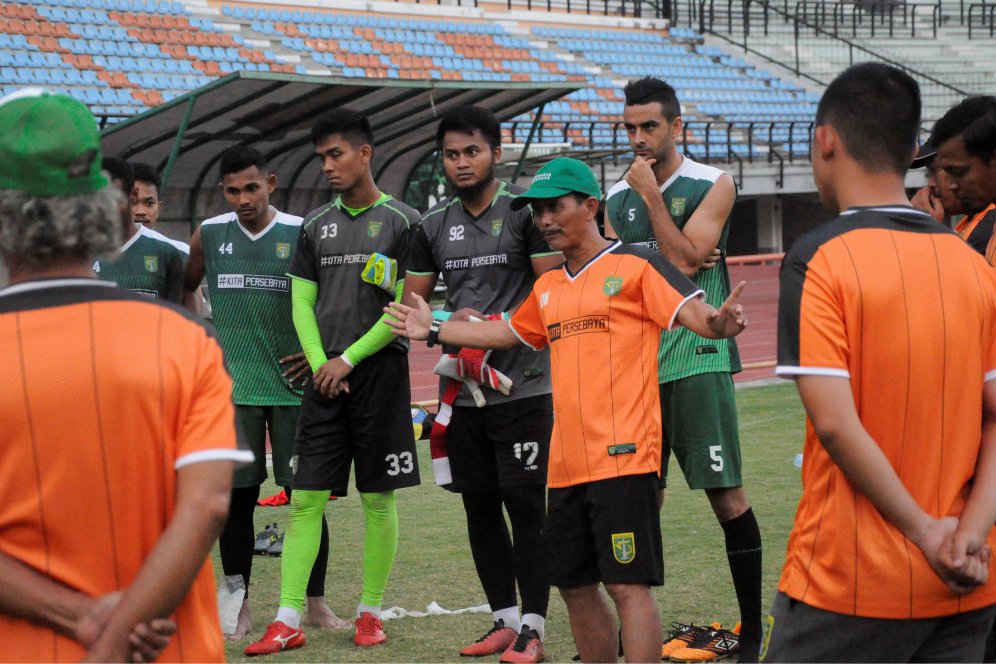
[427,319,442,347]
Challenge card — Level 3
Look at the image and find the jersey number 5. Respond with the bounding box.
[709,445,724,472]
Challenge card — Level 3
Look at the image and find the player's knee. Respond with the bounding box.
[603,582,652,608]
[706,486,749,521]
[289,489,331,520]
[559,583,601,608]
[360,490,396,517]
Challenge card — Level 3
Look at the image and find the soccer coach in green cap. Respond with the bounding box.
[388,157,749,663]
[0,88,248,662]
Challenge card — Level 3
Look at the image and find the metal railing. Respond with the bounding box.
[674,0,981,99]
[789,0,940,38]
[966,2,996,36]
[407,0,669,16]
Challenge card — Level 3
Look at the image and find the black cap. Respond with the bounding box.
[910,134,937,169]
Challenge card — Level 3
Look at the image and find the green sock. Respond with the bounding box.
[278,489,330,613]
[359,491,398,608]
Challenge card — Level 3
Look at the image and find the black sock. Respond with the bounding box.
[463,490,517,611]
[219,485,261,592]
[501,484,549,618]
[720,507,762,663]
[285,486,330,599]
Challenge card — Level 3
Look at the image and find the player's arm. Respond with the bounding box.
[82,460,231,661]
[943,380,996,575]
[795,375,988,594]
[675,281,747,339]
[0,553,174,662]
[387,293,519,350]
[628,157,734,275]
[182,228,205,315]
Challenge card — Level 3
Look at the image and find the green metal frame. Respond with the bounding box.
[510,102,546,184]
[99,72,580,227]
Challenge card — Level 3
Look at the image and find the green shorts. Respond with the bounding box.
[234,404,299,489]
[660,372,742,490]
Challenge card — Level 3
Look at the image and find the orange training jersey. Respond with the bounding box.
[0,278,251,662]
[510,242,701,488]
[776,206,996,619]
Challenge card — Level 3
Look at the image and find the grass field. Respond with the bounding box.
[218,382,806,663]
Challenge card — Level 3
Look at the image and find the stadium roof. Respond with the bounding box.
[100,71,581,223]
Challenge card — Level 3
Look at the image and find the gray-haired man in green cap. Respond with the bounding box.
[387,157,749,663]
[0,88,247,662]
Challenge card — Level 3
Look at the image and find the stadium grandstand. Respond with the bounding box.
[1,0,992,382]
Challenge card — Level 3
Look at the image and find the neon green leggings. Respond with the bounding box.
[278,490,398,612]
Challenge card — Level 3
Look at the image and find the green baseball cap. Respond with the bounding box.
[511,157,602,210]
[0,88,107,197]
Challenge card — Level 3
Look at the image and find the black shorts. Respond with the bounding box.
[447,394,553,493]
[546,473,663,588]
[293,349,420,495]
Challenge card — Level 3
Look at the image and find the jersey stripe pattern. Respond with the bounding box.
[94,224,186,302]
[510,242,702,488]
[0,279,248,662]
[605,158,741,383]
[201,211,303,406]
[777,206,996,618]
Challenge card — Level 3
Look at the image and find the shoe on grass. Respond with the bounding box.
[460,619,517,656]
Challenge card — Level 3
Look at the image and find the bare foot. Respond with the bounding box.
[224,599,252,642]
[305,597,351,630]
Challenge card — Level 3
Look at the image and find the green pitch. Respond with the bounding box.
[218,382,805,663]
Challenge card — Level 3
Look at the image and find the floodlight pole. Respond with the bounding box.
[511,103,546,184]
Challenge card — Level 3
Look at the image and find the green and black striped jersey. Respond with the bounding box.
[606,157,741,383]
[93,224,186,302]
[200,210,303,406]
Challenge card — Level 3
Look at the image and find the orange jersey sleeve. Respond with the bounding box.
[509,278,552,350]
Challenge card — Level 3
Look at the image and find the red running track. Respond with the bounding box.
[408,261,780,404]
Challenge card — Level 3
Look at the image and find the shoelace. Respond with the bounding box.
[357,616,384,634]
[473,622,507,643]
[667,622,696,640]
[508,628,538,653]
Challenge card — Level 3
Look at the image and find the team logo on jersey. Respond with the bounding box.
[491,219,503,237]
[276,242,291,259]
[540,291,549,308]
[603,276,623,296]
[367,221,383,238]
[670,197,686,217]
[144,256,158,272]
[611,532,636,564]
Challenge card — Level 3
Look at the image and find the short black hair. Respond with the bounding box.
[103,157,134,194]
[436,106,502,151]
[931,95,996,163]
[218,146,269,180]
[623,77,681,121]
[131,162,161,193]
[311,109,374,150]
[815,63,921,175]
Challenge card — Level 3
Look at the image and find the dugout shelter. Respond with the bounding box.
[100,71,581,230]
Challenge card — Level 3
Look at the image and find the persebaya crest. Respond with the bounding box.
[604,276,623,296]
[276,242,291,259]
[491,219,503,237]
[612,532,636,563]
[367,221,383,238]
[144,256,158,272]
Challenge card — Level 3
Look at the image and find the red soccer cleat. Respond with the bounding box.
[354,612,387,647]
[244,621,305,656]
[460,619,518,656]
